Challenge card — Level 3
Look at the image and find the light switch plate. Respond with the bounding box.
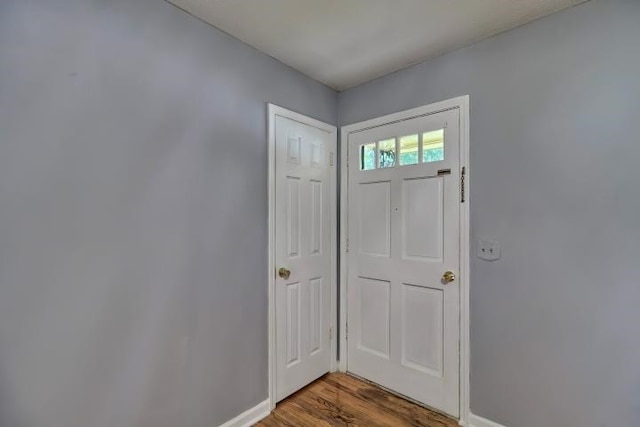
[477,239,500,261]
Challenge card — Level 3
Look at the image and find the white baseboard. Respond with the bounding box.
[469,412,507,427]
[219,399,271,427]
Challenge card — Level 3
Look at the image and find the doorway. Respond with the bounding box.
[267,105,338,408]
[339,96,470,419]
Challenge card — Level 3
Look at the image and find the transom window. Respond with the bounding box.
[359,128,444,171]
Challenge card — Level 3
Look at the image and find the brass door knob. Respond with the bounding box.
[278,267,291,280]
[442,271,456,284]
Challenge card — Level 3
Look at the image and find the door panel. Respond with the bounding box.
[347,109,460,417]
[401,284,443,376]
[310,181,323,255]
[402,176,443,261]
[358,277,391,358]
[358,181,391,257]
[286,282,301,366]
[276,115,333,402]
[286,177,301,258]
[308,277,322,354]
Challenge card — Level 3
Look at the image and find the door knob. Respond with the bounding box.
[278,267,291,280]
[442,271,456,284]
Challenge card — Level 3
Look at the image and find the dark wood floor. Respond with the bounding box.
[255,373,458,427]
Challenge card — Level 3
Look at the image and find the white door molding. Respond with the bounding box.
[267,104,338,410]
[339,96,471,425]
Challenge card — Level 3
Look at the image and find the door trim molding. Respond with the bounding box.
[267,104,338,411]
[339,96,471,425]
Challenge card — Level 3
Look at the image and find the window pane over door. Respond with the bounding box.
[422,129,444,163]
[378,138,396,168]
[399,134,419,166]
[360,143,376,170]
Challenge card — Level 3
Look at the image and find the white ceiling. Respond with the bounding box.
[168,0,587,90]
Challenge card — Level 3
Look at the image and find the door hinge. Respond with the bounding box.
[345,238,349,253]
[345,323,349,340]
[329,327,333,340]
[461,166,466,203]
[330,152,334,166]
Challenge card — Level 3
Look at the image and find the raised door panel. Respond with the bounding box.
[358,277,391,359]
[287,136,302,164]
[358,182,391,257]
[286,282,301,367]
[402,177,443,261]
[287,177,301,259]
[401,284,443,377]
[309,277,322,355]
[310,141,323,168]
[310,180,323,256]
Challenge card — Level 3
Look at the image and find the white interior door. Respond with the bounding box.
[275,114,334,401]
[346,108,461,416]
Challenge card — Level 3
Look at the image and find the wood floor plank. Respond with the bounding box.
[311,378,414,427]
[255,373,458,427]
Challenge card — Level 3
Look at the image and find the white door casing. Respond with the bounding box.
[268,105,337,405]
[341,100,469,419]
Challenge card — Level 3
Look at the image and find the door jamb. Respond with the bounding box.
[338,96,471,425]
[267,104,338,411]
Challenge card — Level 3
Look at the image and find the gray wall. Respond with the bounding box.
[0,1,336,426]
[339,0,640,426]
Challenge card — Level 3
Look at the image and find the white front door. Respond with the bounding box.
[275,113,335,401]
[346,108,461,416]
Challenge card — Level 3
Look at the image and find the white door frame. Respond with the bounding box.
[267,104,338,410]
[339,96,471,425]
